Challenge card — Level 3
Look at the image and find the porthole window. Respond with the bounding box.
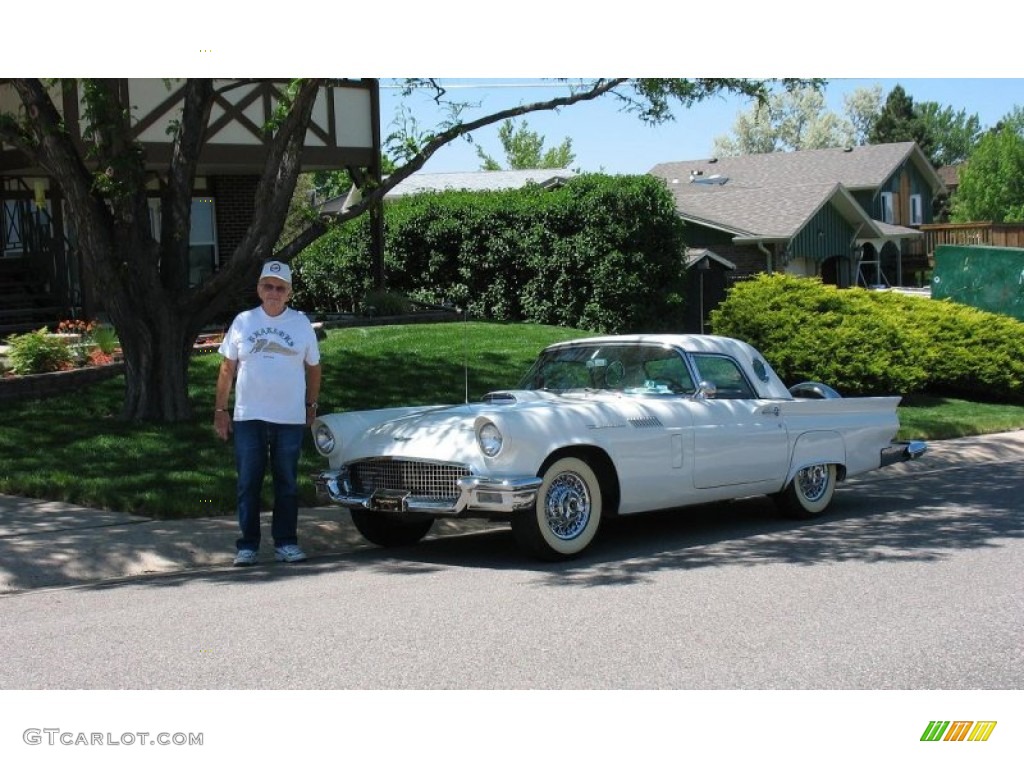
[753,358,770,383]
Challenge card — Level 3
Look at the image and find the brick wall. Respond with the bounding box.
[211,175,260,262]
[210,175,261,320]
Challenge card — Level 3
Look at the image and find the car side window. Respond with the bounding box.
[691,354,755,399]
[639,354,695,394]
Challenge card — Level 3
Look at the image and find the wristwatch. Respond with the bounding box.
[305,402,318,410]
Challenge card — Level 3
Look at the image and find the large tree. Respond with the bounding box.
[475,119,575,170]
[950,125,1024,223]
[716,81,983,169]
[1,77,814,422]
[868,84,937,162]
[842,84,884,146]
[914,101,983,167]
[712,84,874,156]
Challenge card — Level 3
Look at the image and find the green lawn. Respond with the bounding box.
[1,321,1021,518]
[895,394,1024,441]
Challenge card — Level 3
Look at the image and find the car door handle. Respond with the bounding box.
[761,406,780,416]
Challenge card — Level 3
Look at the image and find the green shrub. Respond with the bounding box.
[290,216,375,313]
[710,274,1024,401]
[898,295,1024,401]
[360,289,412,316]
[6,328,74,374]
[91,324,120,355]
[294,173,689,334]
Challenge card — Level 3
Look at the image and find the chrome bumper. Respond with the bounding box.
[314,468,542,517]
[880,440,928,467]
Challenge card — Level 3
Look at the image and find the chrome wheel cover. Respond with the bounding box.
[796,464,829,502]
[543,471,591,540]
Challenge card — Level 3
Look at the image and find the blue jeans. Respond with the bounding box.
[233,420,306,551]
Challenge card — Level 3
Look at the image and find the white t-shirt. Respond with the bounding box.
[218,306,321,424]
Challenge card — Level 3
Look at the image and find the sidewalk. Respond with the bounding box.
[2,430,1023,594]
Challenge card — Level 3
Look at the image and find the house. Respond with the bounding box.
[0,78,382,338]
[649,142,947,290]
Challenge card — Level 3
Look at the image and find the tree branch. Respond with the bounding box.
[192,79,323,312]
[162,79,214,291]
[273,78,629,261]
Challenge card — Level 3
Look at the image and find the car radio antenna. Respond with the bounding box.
[462,304,470,404]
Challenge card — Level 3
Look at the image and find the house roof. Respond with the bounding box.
[936,164,961,189]
[666,180,887,242]
[684,248,736,270]
[650,142,945,194]
[649,142,941,242]
[384,168,575,197]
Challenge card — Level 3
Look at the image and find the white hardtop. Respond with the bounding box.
[542,334,793,400]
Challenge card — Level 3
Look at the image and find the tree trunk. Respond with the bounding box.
[117,309,196,422]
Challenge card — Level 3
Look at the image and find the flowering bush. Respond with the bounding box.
[54,318,120,365]
[56,318,97,336]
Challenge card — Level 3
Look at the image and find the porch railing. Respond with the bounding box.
[919,222,1024,256]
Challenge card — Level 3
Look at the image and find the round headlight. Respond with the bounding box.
[313,423,336,455]
[477,421,503,457]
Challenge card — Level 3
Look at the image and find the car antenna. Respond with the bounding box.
[462,304,469,404]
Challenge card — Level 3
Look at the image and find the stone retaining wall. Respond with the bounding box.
[0,363,125,403]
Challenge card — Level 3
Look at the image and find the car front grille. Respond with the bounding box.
[348,458,472,499]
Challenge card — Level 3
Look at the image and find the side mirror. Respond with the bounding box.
[696,380,717,399]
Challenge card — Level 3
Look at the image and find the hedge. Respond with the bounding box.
[709,274,1024,401]
[292,173,689,334]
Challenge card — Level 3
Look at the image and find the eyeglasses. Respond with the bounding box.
[258,283,290,293]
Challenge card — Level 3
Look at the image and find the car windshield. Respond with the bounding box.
[518,344,696,395]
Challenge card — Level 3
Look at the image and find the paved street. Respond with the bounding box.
[1,432,1022,690]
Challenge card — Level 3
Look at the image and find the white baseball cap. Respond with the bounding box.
[259,261,292,284]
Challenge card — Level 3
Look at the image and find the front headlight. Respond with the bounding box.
[476,420,503,457]
[313,422,336,455]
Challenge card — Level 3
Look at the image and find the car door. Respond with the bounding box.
[688,353,790,489]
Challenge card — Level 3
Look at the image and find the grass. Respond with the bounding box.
[1,320,1021,518]
[896,394,1024,441]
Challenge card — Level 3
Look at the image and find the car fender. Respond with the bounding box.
[477,405,614,476]
[786,430,846,486]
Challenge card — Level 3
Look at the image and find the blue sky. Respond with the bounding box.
[379,78,1024,175]
[7,5,1023,179]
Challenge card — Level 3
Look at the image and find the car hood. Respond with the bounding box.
[316,389,633,467]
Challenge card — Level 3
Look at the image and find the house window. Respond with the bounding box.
[2,199,52,258]
[188,199,218,286]
[146,197,219,287]
[880,192,894,224]
[910,194,923,225]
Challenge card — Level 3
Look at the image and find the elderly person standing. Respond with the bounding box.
[213,260,322,566]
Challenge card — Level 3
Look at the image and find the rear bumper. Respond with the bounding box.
[880,440,928,467]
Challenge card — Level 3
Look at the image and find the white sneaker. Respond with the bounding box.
[233,549,258,566]
[274,544,307,563]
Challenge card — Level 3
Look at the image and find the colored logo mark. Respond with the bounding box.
[921,721,997,742]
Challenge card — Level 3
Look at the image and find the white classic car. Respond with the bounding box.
[312,334,926,560]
